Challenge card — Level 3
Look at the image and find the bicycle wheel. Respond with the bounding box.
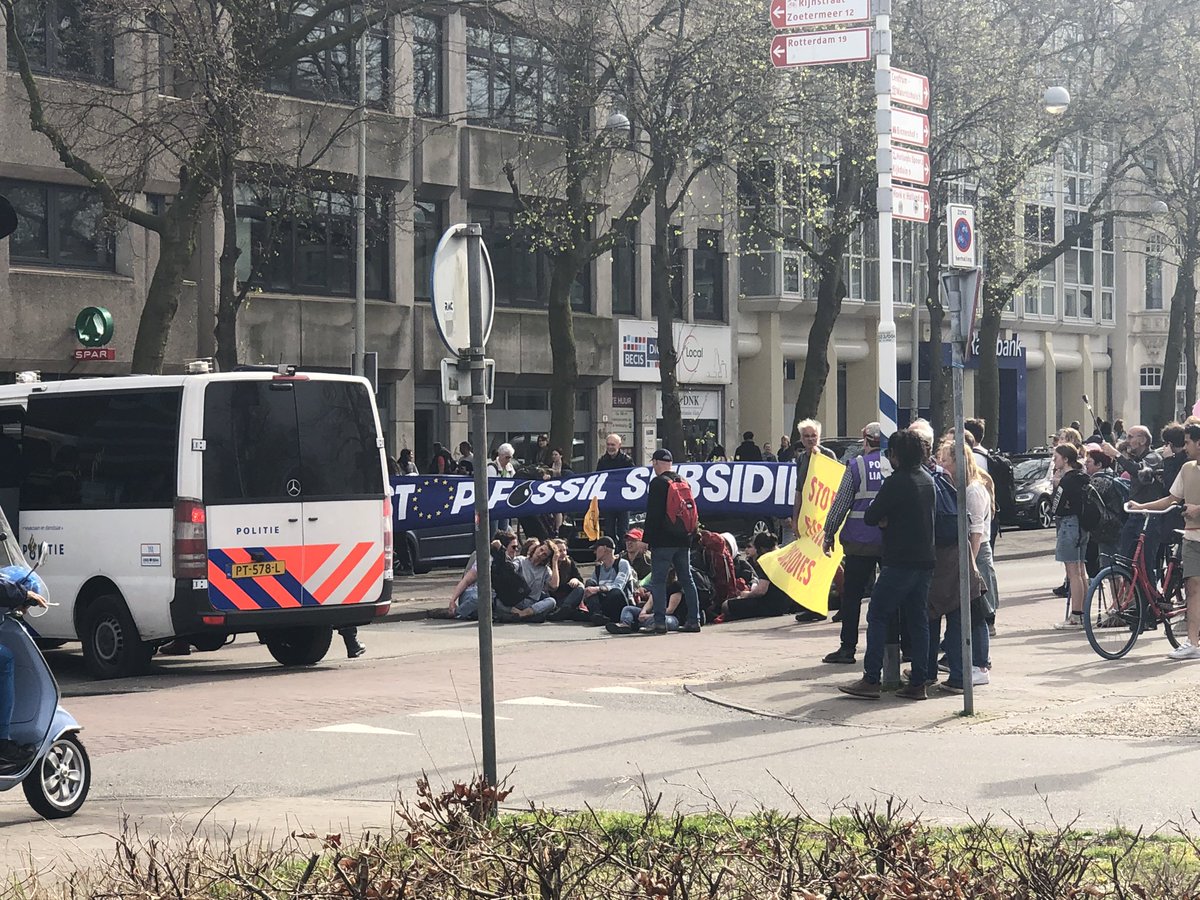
[1083,566,1143,659]
[1161,563,1187,650]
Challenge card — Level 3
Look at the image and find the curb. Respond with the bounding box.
[380,600,442,623]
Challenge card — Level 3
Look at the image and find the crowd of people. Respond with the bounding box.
[1046,416,1200,660]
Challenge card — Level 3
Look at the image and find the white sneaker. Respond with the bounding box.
[1053,614,1083,630]
[1167,642,1200,661]
[971,666,990,686]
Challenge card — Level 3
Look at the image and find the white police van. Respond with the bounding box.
[0,369,393,679]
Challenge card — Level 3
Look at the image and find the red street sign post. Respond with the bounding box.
[890,67,930,109]
[892,186,930,223]
[769,27,872,68]
[892,146,931,186]
[769,0,870,29]
[890,107,930,148]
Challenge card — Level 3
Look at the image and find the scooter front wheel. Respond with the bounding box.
[23,734,90,819]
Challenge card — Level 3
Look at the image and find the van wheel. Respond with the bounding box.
[81,596,154,680]
[263,626,333,667]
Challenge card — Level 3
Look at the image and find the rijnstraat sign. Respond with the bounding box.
[617,319,732,385]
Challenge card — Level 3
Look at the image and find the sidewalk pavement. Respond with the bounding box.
[684,551,1200,739]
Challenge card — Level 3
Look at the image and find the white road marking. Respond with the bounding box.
[500,696,601,708]
[587,686,673,696]
[409,710,512,720]
[312,723,413,735]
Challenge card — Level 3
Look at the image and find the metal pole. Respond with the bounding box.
[952,344,973,714]
[353,28,367,377]
[875,1,898,436]
[875,3,900,688]
[465,224,497,791]
[911,304,921,421]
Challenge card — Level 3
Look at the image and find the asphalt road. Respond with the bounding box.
[11,525,1196,879]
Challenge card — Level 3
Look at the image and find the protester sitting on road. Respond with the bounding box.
[547,540,586,619]
[839,429,936,702]
[622,528,652,580]
[510,541,559,620]
[430,531,519,621]
[607,565,686,634]
[572,537,633,629]
[521,537,540,557]
[720,532,802,621]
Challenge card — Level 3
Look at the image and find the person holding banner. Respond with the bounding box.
[839,430,936,702]
[820,422,889,665]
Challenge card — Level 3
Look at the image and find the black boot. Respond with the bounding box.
[340,627,365,659]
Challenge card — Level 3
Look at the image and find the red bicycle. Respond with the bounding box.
[1083,505,1186,659]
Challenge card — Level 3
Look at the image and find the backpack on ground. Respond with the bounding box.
[697,530,740,604]
[986,450,1016,519]
[664,473,699,534]
[932,469,959,547]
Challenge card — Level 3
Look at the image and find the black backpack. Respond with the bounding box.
[986,450,1017,519]
[490,546,530,608]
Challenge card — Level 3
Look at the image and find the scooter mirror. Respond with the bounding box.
[31,542,48,570]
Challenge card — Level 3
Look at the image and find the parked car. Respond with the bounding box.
[1002,452,1054,529]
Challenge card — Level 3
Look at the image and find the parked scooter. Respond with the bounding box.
[0,513,90,818]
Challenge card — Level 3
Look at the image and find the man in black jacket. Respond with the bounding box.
[643,449,701,634]
[734,431,762,461]
[596,433,634,540]
[839,430,935,701]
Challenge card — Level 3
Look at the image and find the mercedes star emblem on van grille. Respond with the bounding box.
[286,479,301,497]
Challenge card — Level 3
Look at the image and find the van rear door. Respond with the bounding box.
[292,379,386,607]
[201,378,386,614]
[201,381,306,611]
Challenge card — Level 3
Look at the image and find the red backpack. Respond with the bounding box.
[665,473,699,534]
[698,530,742,603]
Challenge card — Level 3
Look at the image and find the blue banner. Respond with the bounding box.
[391,462,798,531]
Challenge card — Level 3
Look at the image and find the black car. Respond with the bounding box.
[1002,452,1054,529]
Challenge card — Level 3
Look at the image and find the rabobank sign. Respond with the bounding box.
[616,319,732,385]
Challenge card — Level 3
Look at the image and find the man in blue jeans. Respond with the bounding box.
[643,449,701,634]
[839,429,935,701]
[0,574,46,767]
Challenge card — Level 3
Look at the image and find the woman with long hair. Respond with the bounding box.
[1051,443,1090,629]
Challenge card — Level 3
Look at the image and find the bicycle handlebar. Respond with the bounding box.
[1124,502,1178,515]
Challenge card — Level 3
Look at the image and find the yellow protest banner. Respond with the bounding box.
[757,452,846,615]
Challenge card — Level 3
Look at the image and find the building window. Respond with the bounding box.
[412,15,443,116]
[1,179,115,270]
[1022,202,1057,318]
[611,219,637,315]
[1140,366,1162,389]
[1145,237,1165,310]
[466,21,559,132]
[413,199,442,299]
[467,204,588,310]
[266,8,388,106]
[692,229,724,321]
[1063,210,1095,322]
[1100,217,1115,322]
[6,0,113,82]
[235,183,390,299]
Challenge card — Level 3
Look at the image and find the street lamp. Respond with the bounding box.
[1150,199,1170,217]
[604,111,630,131]
[1043,85,1071,115]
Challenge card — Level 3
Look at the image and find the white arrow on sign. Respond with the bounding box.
[890,67,930,109]
[769,27,872,68]
[769,0,870,29]
[890,107,930,148]
[892,146,930,186]
[892,186,931,223]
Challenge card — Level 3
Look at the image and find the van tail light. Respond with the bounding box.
[174,498,208,579]
[382,496,394,580]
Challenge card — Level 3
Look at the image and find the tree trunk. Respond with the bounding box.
[651,223,684,458]
[975,287,1005,441]
[1157,248,1197,431]
[130,203,204,374]
[792,238,848,432]
[546,255,580,463]
[214,157,241,372]
[1186,270,1197,416]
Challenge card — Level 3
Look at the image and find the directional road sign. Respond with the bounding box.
[769,0,870,29]
[890,107,930,148]
[892,186,931,223]
[769,27,872,68]
[892,146,930,186]
[890,68,930,109]
[431,224,495,355]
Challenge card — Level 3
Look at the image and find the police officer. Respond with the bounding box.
[819,422,890,664]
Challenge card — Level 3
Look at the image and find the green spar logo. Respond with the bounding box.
[74,307,114,348]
